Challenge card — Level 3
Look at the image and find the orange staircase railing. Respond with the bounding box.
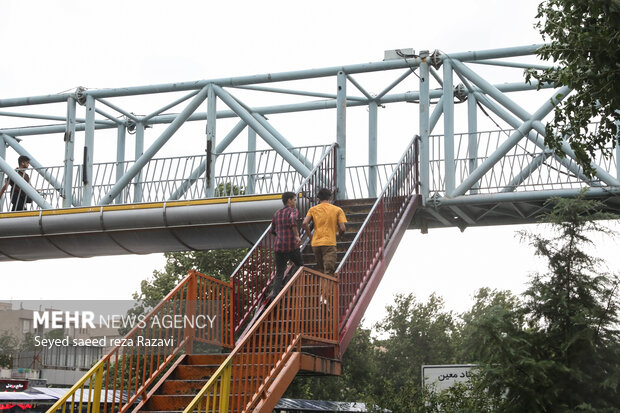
[337,135,420,353]
[184,267,338,413]
[47,271,233,413]
[230,144,337,336]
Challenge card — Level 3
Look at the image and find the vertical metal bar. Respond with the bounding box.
[443,59,455,196]
[368,100,378,198]
[419,52,430,204]
[336,71,347,199]
[247,127,256,195]
[0,135,5,211]
[616,121,619,180]
[468,92,479,194]
[64,97,76,208]
[83,95,95,206]
[206,84,217,197]
[133,122,145,203]
[115,125,126,204]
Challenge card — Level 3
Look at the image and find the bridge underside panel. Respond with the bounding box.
[0,196,281,261]
[411,191,620,231]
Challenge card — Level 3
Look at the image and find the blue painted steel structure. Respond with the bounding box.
[0,44,619,260]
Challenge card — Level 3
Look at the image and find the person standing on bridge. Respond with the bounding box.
[302,188,347,276]
[270,191,304,298]
[0,155,33,212]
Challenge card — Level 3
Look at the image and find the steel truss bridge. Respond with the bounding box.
[0,44,619,262]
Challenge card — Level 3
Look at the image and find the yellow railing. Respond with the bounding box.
[184,267,338,413]
[47,271,233,413]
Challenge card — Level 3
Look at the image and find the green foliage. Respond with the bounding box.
[214,182,244,197]
[121,249,247,335]
[467,196,620,411]
[285,328,378,401]
[134,249,248,307]
[525,0,620,176]
[0,331,17,368]
[368,294,461,412]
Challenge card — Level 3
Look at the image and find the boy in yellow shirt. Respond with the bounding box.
[302,188,347,276]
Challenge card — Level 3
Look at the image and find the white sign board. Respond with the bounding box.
[421,364,476,393]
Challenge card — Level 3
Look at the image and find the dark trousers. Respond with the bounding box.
[10,192,27,211]
[273,250,304,297]
[312,245,338,276]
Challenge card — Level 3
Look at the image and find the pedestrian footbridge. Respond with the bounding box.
[0,44,618,412]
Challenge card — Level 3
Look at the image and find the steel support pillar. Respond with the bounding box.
[443,60,455,196]
[336,71,347,199]
[115,125,126,204]
[83,95,96,206]
[368,100,378,198]
[247,127,257,195]
[467,92,479,194]
[64,97,76,208]
[206,85,217,198]
[0,135,5,210]
[419,53,430,204]
[133,122,145,202]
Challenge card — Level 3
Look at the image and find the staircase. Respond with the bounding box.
[301,198,376,272]
[48,137,419,413]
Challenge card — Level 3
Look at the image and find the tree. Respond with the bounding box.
[526,0,620,177]
[285,327,378,402]
[370,293,461,412]
[132,249,248,309]
[0,331,17,368]
[467,196,620,411]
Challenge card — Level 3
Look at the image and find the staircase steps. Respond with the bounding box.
[138,198,377,412]
[302,198,375,270]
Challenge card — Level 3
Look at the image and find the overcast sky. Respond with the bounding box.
[1,0,618,329]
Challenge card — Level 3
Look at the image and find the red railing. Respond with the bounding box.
[230,144,337,336]
[48,271,233,413]
[185,267,338,413]
[336,136,419,342]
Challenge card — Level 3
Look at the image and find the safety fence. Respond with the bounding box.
[0,145,329,211]
[337,136,419,339]
[47,271,233,413]
[427,128,618,195]
[183,267,338,413]
[229,144,337,336]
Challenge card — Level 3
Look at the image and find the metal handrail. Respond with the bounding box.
[336,135,419,337]
[229,143,337,336]
[47,271,233,413]
[183,267,338,413]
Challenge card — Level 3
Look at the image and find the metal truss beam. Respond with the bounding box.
[97,86,210,206]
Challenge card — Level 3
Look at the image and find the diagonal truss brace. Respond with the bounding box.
[212,84,311,177]
[0,155,51,209]
[97,85,211,206]
[451,58,620,188]
[1,133,78,207]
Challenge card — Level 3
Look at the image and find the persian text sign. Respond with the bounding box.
[421,364,476,393]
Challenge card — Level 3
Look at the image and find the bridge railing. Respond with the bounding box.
[0,145,329,211]
[183,267,338,413]
[428,127,618,195]
[345,163,396,199]
[47,271,233,413]
[229,143,337,336]
[337,136,419,343]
